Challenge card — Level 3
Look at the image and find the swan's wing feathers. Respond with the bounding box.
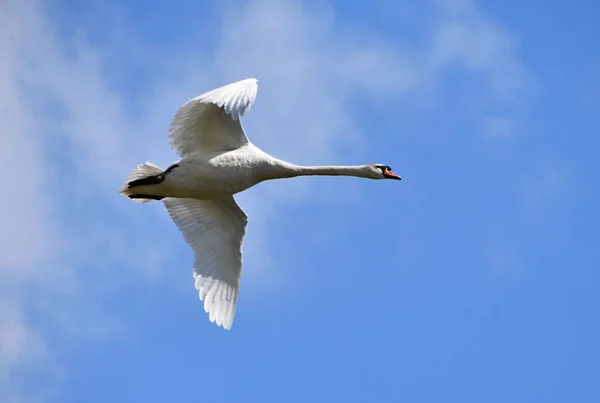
[163,196,248,330]
[169,78,258,156]
[197,78,258,121]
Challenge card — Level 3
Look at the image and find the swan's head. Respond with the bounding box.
[371,164,402,180]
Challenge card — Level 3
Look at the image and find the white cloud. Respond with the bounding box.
[0,0,533,400]
[0,1,58,279]
[431,0,532,101]
[0,300,60,403]
[484,229,524,278]
[482,115,514,138]
[484,160,568,278]
[519,160,568,212]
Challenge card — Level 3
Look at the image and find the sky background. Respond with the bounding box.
[1,0,599,402]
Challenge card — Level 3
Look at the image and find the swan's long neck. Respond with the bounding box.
[270,160,373,179]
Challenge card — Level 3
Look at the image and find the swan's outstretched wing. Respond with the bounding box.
[169,78,258,156]
[163,196,248,329]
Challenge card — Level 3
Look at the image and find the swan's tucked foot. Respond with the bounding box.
[128,194,165,201]
[127,173,165,188]
[120,161,166,203]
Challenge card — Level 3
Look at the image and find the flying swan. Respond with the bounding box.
[120,78,401,329]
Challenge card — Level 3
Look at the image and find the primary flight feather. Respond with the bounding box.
[120,78,401,329]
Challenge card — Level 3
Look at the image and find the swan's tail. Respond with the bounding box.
[119,162,165,203]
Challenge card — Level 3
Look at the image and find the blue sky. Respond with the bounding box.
[1,0,598,402]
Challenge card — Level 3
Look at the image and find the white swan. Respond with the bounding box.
[120,78,401,329]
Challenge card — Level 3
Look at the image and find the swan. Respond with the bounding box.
[120,78,401,329]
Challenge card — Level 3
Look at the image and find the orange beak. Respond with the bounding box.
[384,168,402,180]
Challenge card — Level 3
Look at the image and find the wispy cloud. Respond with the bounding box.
[0,300,58,403]
[484,158,569,279]
[482,115,514,138]
[431,0,530,100]
[0,0,533,400]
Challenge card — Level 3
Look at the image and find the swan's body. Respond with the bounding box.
[120,78,401,329]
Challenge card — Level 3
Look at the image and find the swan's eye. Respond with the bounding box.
[376,165,391,174]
